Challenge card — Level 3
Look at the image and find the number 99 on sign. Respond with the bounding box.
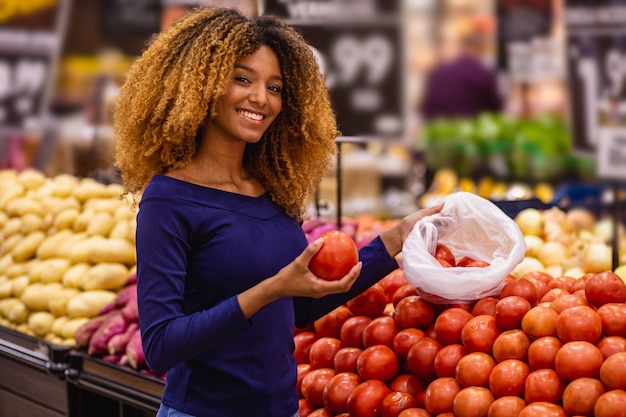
[309,32,394,89]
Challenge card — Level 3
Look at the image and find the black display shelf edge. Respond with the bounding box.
[66,351,164,412]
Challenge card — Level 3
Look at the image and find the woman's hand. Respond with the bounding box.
[237,238,362,318]
[379,202,444,258]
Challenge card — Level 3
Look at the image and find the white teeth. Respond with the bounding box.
[239,110,263,121]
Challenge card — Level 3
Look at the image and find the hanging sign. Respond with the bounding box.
[261,0,404,140]
[0,0,71,136]
[564,0,626,179]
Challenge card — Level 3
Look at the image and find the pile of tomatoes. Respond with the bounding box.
[295,244,626,417]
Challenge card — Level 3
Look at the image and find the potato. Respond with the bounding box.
[6,299,29,324]
[41,196,81,215]
[20,213,45,234]
[62,263,91,288]
[108,220,130,240]
[0,297,21,317]
[28,260,46,283]
[88,238,136,265]
[3,218,22,237]
[68,236,106,264]
[36,229,74,259]
[73,209,95,233]
[55,232,87,258]
[28,311,56,337]
[0,278,12,299]
[16,322,35,336]
[39,258,72,283]
[86,211,115,237]
[20,282,64,311]
[48,287,81,316]
[5,197,43,217]
[51,316,70,337]
[61,317,90,339]
[0,254,11,272]
[1,232,23,256]
[11,230,45,262]
[73,179,110,202]
[6,262,28,279]
[0,183,25,209]
[0,211,8,228]
[106,183,124,198]
[81,263,129,291]
[10,275,30,298]
[66,290,117,318]
[16,168,46,190]
[84,198,123,214]
[52,208,80,230]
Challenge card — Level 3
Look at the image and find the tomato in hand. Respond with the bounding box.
[309,230,358,281]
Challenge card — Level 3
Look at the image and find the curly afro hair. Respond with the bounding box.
[114,6,339,220]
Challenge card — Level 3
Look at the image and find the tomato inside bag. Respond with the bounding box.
[402,192,526,303]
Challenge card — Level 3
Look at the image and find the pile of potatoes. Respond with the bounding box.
[0,169,137,346]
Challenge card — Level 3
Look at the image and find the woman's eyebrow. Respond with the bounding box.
[235,64,283,81]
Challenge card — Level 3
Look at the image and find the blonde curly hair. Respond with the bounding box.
[114,6,338,220]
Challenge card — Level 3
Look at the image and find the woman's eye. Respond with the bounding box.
[269,85,282,93]
[235,76,250,83]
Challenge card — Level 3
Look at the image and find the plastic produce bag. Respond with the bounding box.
[402,192,526,303]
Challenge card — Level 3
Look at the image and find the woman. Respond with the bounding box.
[114,6,441,417]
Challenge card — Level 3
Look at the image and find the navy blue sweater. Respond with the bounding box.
[136,175,399,417]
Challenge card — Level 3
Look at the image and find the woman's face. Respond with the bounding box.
[208,45,283,144]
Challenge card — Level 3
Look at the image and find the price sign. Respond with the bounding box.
[262,0,404,140]
[0,0,70,136]
[564,0,626,179]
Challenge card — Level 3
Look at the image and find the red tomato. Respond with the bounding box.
[434,307,474,346]
[301,367,336,406]
[334,347,362,374]
[406,336,442,379]
[388,374,426,399]
[309,230,358,281]
[539,287,570,303]
[492,329,530,363]
[461,314,501,354]
[381,391,418,417]
[562,377,606,416]
[433,344,467,378]
[487,396,526,417]
[499,278,538,306]
[520,271,553,300]
[594,389,626,417]
[434,243,456,266]
[548,275,576,292]
[437,258,453,267]
[297,363,312,398]
[298,398,316,417]
[362,316,400,348]
[455,351,496,388]
[518,402,567,417]
[356,345,400,382]
[457,256,477,267]
[423,377,461,415]
[322,371,362,414]
[307,408,333,417]
[394,295,436,330]
[527,336,562,370]
[392,328,425,361]
[309,337,342,369]
[392,284,419,306]
[397,408,432,417]
[600,351,626,390]
[347,379,392,417]
[598,303,626,336]
[314,305,352,338]
[340,315,373,348]
[585,271,626,307]
[521,305,558,339]
[488,359,530,398]
[453,386,495,417]
[471,297,498,316]
[294,331,320,364]
[494,295,531,330]
[466,260,490,267]
[524,369,564,404]
[555,305,602,344]
[346,283,388,317]
[380,270,408,303]
[549,293,588,314]
[597,335,626,359]
[554,340,603,381]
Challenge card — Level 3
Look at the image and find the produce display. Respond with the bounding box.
[2,167,626,416]
[0,168,137,346]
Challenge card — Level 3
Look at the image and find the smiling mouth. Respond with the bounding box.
[238,109,264,121]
